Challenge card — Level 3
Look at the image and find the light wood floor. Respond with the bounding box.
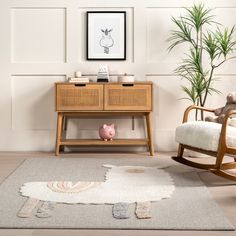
[0,151,235,236]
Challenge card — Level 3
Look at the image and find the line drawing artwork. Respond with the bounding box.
[99,28,114,54]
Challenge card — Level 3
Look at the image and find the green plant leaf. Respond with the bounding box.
[168,3,236,109]
[215,26,236,58]
[203,31,219,61]
[167,16,194,51]
[184,3,214,32]
[181,85,198,103]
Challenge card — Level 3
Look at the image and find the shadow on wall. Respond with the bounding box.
[12,80,58,131]
[31,86,57,130]
[149,79,190,151]
[28,86,56,130]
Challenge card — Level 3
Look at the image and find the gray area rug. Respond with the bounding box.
[0,156,234,230]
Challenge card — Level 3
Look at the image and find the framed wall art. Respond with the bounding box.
[86,11,126,60]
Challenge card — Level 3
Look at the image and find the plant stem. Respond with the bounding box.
[215,56,236,68]
[200,28,203,62]
[202,66,215,106]
[199,95,204,120]
[215,59,226,68]
[195,99,199,120]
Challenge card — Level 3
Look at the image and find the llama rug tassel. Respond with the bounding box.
[135,201,152,219]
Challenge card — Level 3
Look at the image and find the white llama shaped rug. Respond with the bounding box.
[19,164,175,219]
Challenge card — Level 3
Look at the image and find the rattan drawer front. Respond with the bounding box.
[104,84,152,111]
[56,84,103,111]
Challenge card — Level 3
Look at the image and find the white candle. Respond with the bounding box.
[75,71,82,78]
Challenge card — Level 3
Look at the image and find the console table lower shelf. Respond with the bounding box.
[60,139,149,146]
[55,112,154,156]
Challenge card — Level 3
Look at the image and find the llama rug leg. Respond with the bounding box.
[135,201,151,219]
[112,203,130,219]
[36,201,56,218]
[17,198,40,218]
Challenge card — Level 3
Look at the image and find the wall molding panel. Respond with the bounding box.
[11,8,66,63]
[0,0,236,151]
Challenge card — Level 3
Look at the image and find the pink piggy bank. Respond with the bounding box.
[99,124,116,141]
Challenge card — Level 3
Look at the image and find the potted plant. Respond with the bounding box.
[168,3,236,120]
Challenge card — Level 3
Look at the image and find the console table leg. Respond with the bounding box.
[59,115,65,152]
[146,113,154,156]
[55,113,63,156]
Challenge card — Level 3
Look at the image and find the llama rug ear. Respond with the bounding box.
[103,164,116,169]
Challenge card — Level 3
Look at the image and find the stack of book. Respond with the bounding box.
[68,77,90,83]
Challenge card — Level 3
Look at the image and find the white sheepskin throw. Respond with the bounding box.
[175,121,236,152]
[20,164,175,204]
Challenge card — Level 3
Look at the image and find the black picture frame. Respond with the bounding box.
[86,11,126,60]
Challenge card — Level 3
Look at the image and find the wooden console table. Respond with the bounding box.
[55,82,154,156]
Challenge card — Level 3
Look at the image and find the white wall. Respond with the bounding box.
[1,0,236,152]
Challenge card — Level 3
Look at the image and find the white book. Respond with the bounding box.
[68,77,90,82]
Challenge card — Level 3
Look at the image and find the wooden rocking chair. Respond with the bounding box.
[172,105,236,181]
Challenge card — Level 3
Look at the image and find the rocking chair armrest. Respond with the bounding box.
[219,110,236,148]
[182,105,216,123]
[224,109,236,120]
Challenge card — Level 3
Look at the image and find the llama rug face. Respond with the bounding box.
[0,157,234,230]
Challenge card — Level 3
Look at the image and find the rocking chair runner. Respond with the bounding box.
[172,105,236,181]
